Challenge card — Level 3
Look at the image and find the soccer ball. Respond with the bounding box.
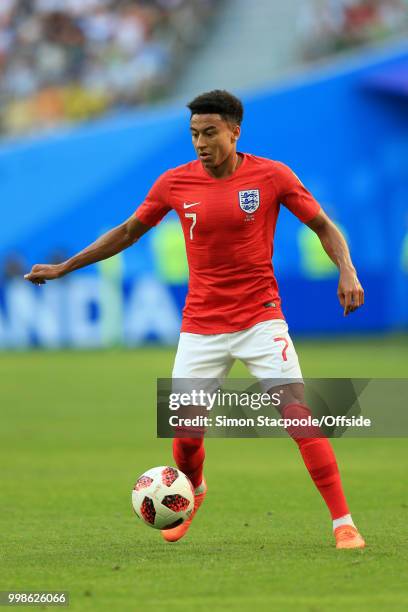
[131,466,194,530]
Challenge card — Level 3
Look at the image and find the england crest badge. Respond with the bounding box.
[238,189,260,213]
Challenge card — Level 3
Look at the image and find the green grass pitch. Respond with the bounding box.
[1,335,407,611]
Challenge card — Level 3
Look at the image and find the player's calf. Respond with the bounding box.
[281,402,365,547]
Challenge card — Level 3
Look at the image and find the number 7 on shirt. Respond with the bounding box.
[185,212,197,240]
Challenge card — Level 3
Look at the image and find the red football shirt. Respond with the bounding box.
[134,153,320,334]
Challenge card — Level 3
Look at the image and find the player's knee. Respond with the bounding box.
[267,383,304,409]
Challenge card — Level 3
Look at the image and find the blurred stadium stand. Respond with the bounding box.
[299,0,408,61]
[1,0,407,136]
[168,0,408,99]
[0,0,219,136]
[0,1,407,348]
[173,0,303,97]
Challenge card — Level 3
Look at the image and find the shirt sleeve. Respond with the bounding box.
[274,162,321,223]
[134,170,172,227]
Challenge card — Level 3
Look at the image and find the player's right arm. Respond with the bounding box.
[24,170,172,285]
[24,216,151,284]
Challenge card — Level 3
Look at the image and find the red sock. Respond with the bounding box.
[283,404,349,520]
[297,437,349,519]
[173,437,205,489]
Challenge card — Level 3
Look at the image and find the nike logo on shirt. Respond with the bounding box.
[183,202,201,209]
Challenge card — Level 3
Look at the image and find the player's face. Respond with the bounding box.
[190,114,240,168]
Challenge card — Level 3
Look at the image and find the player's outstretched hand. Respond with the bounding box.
[337,268,364,316]
[24,263,66,285]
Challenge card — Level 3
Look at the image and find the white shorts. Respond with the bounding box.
[172,319,303,393]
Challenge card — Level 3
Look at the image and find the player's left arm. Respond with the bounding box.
[307,209,364,316]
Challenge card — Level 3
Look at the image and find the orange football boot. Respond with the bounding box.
[334,525,366,549]
[161,478,207,542]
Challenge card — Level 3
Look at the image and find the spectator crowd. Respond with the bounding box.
[0,0,218,136]
[298,0,408,61]
[0,0,406,137]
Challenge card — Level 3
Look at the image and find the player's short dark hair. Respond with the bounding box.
[187,90,244,126]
